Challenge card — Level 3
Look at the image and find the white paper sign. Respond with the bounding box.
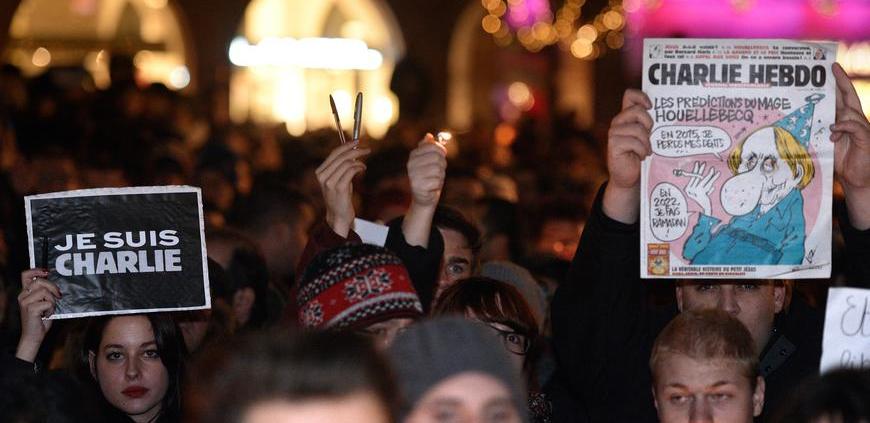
[640,39,836,279]
[820,287,870,374]
[354,218,389,247]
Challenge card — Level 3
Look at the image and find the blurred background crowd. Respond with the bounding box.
[0,0,869,422]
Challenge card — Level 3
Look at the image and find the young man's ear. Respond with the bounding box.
[88,351,97,380]
[651,386,660,412]
[773,284,786,314]
[752,376,766,417]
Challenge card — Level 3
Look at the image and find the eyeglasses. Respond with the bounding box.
[486,324,531,356]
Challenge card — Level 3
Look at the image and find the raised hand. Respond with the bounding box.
[402,134,448,248]
[16,268,61,363]
[831,63,870,229]
[408,134,447,208]
[315,142,371,237]
[602,89,654,223]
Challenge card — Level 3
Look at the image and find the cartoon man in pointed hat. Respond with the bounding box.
[682,94,823,265]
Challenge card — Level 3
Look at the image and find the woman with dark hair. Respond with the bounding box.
[80,313,186,422]
[431,276,551,422]
[13,269,186,423]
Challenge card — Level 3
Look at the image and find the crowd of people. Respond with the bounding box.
[0,53,869,423]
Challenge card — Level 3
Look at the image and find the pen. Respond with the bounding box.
[329,94,347,144]
[352,92,363,144]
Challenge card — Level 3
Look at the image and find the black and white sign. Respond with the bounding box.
[25,186,210,319]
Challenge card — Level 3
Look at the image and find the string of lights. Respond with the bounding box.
[480,0,626,60]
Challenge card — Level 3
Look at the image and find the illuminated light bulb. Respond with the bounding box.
[169,66,190,89]
[32,47,51,67]
[532,22,552,40]
[482,15,502,33]
[507,81,532,107]
[570,39,593,58]
[228,37,250,66]
[576,24,597,41]
[492,2,507,16]
[603,10,624,30]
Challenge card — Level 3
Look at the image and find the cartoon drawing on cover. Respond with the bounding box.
[677,94,823,265]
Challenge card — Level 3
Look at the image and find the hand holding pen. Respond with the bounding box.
[321,92,369,236]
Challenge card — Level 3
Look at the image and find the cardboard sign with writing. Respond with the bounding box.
[820,287,870,373]
[25,186,210,319]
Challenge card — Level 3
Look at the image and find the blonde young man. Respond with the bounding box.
[650,309,765,423]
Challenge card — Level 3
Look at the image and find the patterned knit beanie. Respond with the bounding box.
[297,244,423,330]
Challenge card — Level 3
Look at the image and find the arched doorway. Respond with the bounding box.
[4,0,192,90]
[228,0,404,138]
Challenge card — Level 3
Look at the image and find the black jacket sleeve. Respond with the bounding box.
[385,217,444,313]
[838,203,870,288]
[547,183,667,423]
[0,352,38,380]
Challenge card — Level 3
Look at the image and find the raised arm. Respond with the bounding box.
[315,141,371,238]
[402,134,447,247]
[832,63,870,230]
[601,89,654,224]
[384,134,447,312]
[15,269,61,363]
[296,142,368,277]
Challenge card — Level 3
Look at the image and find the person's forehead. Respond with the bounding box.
[742,127,778,156]
[366,317,414,330]
[656,354,749,390]
[102,315,156,344]
[439,227,471,252]
[424,372,512,404]
[242,394,388,423]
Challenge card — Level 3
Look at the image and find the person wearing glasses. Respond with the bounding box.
[432,276,550,423]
